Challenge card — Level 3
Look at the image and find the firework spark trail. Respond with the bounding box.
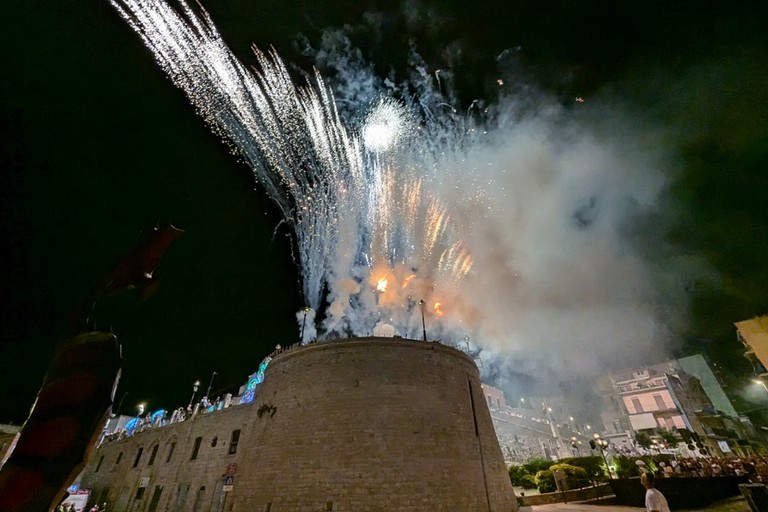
[110,0,473,341]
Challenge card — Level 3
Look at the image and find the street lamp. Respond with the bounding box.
[301,306,311,343]
[135,402,146,431]
[571,436,582,456]
[591,433,612,478]
[189,380,201,408]
[419,299,427,342]
[206,372,218,398]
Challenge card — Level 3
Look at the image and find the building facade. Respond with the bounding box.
[598,356,762,457]
[736,315,768,377]
[80,338,517,512]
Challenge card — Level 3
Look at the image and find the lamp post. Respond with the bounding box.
[571,437,582,456]
[114,391,129,417]
[419,299,427,342]
[591,433,612,478]
[134,402,146,433]
[206,372,218,398]
[189,380,201,408]
[301,306,310,343]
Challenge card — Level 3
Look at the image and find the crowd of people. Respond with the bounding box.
[56,503,107,512]
[649,454,768,482]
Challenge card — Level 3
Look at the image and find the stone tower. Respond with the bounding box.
[80,338,517,512]
[240,338,516,511]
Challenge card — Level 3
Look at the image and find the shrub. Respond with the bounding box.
[508,465,529,486]
[550,463,589,490]
[523,457,554,475]
[535,469,557,493]
[557,456,604,480]
[520,474,538,489]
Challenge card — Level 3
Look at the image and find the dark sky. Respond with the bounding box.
[1,0,766,423]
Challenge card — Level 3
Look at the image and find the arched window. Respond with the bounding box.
[148,444,159,466]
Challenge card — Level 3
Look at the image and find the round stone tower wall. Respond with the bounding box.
[238,338,517,512]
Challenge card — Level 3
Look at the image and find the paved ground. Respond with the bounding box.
[524,495,750,511]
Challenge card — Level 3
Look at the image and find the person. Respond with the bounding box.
[641,472,670,512]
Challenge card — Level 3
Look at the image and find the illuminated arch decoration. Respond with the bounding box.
[241,356,272,404]
[124,417,139,432]
[151,409,166,424]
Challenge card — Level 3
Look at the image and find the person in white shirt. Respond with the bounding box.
[641,472,671,512]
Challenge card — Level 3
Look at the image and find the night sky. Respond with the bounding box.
[1,0,767,424]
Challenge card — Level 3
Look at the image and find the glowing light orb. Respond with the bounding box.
[434,302,444,317]
[376,277,388,292]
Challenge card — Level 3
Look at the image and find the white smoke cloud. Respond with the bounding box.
[108,0,692,396]
[305,25,686,382]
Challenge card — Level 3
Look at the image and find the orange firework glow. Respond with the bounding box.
[401,274,416,289]
[433,302,444,317]
[376,277,388,292]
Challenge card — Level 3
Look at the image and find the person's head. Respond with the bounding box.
[641,471,656,489]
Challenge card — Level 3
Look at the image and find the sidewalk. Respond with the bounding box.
[524,495,749,512]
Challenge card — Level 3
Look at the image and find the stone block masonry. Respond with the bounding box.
[81,338,518,512]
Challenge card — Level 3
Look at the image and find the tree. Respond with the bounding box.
[635,431,652,450]
[658,429,678,448]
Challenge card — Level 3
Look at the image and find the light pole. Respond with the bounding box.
[301,306,310,342]
[134,402,146,433]
[591,433,612,478]
[571,437,582,456]
[114,391,129,417]
[206,372,218,398]
[419,299,427,342]
[189,380,201,408]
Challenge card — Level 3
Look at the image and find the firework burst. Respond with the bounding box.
[110,0,474,342]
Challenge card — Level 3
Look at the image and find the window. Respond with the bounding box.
[631,397,643,413]
[135,487,145,500]
[133,447,144,468]
[166,442,176,463]
[190,437,202,460]
[95,455,104,473]
[116,451,123,465]
[228,430,241,455]
[148,445,159,466]
[653,394,666,411]
[211,437,218,448]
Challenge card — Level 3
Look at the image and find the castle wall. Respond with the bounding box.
[81,338,517,512]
